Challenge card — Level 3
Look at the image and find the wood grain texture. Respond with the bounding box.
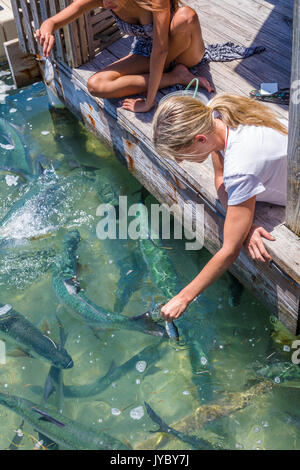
[287,0,300,236]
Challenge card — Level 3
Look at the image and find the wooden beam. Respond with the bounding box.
[286,0,300,236]
[4,38,40,88]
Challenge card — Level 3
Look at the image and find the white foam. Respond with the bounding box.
[0,304,12,316]
[130,406,144,420]
[0,71,11,78]
[5,175,19,186]
[0,143,14,151]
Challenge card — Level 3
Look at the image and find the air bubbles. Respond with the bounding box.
[130,406,144,420]
[136,360,147,373]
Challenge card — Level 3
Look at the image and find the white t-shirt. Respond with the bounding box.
[220,125,288,206]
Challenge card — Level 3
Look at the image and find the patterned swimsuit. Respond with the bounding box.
[110,10,158,58]
[110,9,265,64]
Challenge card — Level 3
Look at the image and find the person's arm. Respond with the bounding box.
[36,0,101,57]
[211,151,227,208]
[211,152,275,262]
[161,197,256,321]
[121,0,170,113]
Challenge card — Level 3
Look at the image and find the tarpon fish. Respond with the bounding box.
[52,230,178,340]
[255,362,300,388]
[144,402,215,450]
[0,303,73,369]
[135,202,207,362]
[0,391,129,450]
[31,342,163,399]
[0,118,33,178]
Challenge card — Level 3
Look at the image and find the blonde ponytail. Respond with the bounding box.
[209,94,288,135]
[153,93,288,161]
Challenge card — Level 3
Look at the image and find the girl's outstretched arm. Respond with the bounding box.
[121,0,170,113]
[36,0,101,57]
[161,196,257,321]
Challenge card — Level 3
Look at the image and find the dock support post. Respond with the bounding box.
[286,0,300,236]
[4,38,40,88]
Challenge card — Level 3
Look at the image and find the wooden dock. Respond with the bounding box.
[8,0,300,333]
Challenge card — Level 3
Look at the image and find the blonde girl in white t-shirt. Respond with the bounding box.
[152,93,288,322]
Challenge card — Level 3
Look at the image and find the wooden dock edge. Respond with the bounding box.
[44,58,300,335]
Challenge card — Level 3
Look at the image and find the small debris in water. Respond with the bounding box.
[201,357,208,366]
[182,390,190,395]
[9,108,17,114]
[111,408,121,416]
[274,377,281,384]
[136,360,147,373]
[26,97,33,101]
[130,406,144,420]
[136,379,141,385]
[235,443,243,449]
[15,429,24,437]
[283,345,291,352]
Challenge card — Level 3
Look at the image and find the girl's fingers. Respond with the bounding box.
[46,35,55,57]
[258,227,275,241]
[252,245,265,262]
[256,237,272,261]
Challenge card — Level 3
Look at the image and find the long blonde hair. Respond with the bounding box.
[128,0,181,12]
[153,94,288,160]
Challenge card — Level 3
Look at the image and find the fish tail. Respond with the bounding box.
[144,402,171,434]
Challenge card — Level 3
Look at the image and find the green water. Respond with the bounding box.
[0,67,299,450]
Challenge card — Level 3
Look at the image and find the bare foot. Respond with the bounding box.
[171,64,214,93]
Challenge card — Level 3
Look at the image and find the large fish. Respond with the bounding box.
[0,391,129,450]
[255,362,300,388]
[0,303,73,369]
[136,202,207,365]
[52,230,178,340]
[144,402,215,450]
[31,342,163,399]
[0,118,33,178]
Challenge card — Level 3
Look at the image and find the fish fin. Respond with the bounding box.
[39,319,51,336]
[7,348,32,358]
[32,408,65,427]
[106,360,116,376]
[144,402,171,434]
[55,314,67,347]
[43,374,55,403]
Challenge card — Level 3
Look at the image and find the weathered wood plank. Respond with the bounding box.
[286,0,300,236]
[10,0,27,53]
[49,0,65,62]
[19,0,36,55]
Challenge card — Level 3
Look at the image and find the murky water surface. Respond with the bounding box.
[0,67,299,450]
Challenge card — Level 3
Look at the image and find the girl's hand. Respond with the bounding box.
[121,98,153,113]
[244,224,275,262]
[35,19,55,57]
[161,294,190,322]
